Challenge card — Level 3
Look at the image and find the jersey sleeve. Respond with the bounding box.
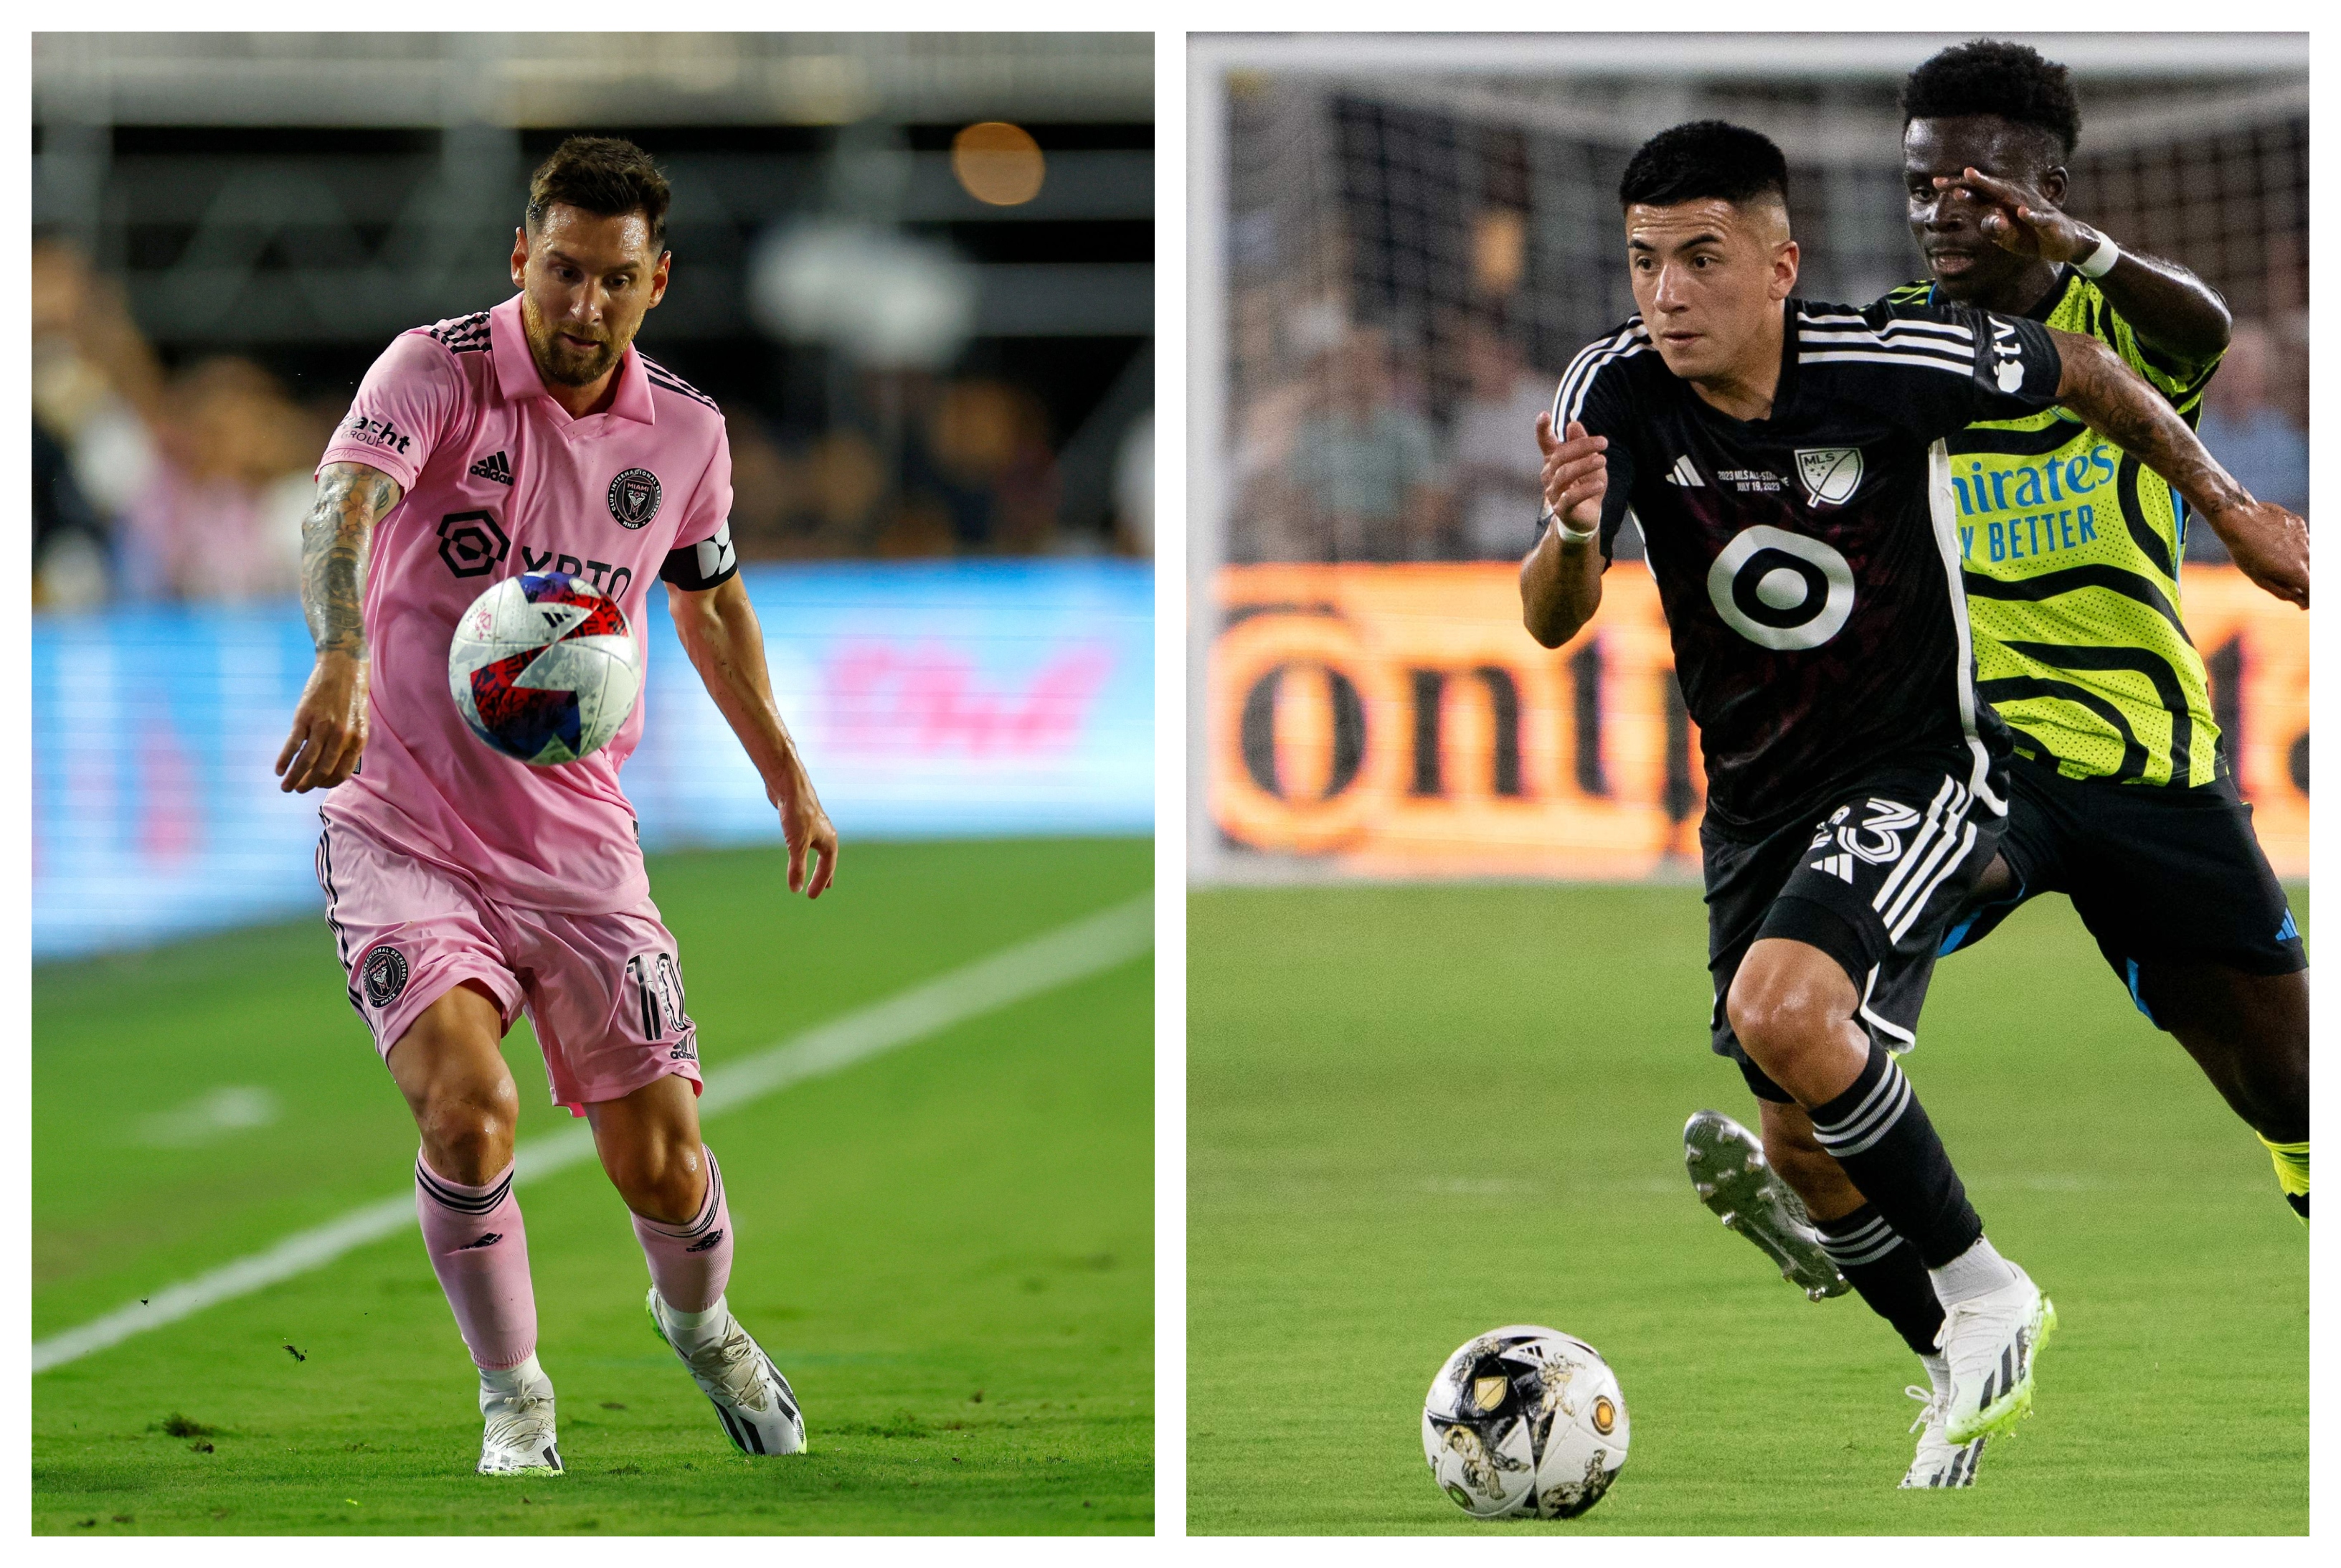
[1549,336,1642,562]
[1862,299,2064,440]
[316,331,466,492]
[657,428,739,592]
[2094,290,2222,418]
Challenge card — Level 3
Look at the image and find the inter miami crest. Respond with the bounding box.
[1794,446,1863,507]
[607,467,663,529]
[360,945,410,1009]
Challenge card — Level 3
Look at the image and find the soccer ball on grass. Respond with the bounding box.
[1422,1325,1630,1519]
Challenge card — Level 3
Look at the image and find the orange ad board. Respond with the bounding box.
[1209,563,2306,880]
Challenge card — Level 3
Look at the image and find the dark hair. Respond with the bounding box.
[1618,121,1789,211]
[526,136,672,250]
[1901,40,2081,161]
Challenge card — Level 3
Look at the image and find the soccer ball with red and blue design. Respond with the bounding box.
[448,572,640,765]
[1422,1325,1630,1519]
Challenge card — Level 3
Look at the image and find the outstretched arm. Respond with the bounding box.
[1947,168,2231,362]
[2050,329,2307,608]
[1520,413,1609,648]
[276,461,402,792]
[668,575,838,897]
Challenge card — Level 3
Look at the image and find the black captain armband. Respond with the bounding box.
[659,520,740,591]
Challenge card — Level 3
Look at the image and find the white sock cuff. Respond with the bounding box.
[479,1351,545,1394]
[1921,1352,1951,1394]
[661,1293,730,1331]
[1929,1234,2018,1305]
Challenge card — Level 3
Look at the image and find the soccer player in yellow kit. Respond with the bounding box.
[1686,41,2309,1490]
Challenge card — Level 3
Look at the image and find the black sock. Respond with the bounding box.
[1816,1203,1944,1357]
[1808,1043,1983,1268]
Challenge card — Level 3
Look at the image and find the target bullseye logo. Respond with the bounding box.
[1706,525,1855,651]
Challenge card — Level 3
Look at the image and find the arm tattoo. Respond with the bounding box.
[301,463,401,657]
[2053,332,2247,518]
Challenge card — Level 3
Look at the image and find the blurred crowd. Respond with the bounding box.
[34,241,336,610]
[32,240,1152,613]
[1229,298,2309,567]
[724,376,1151,562]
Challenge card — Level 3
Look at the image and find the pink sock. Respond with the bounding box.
[415,1154,538,1372]
[633,1146,734,1313]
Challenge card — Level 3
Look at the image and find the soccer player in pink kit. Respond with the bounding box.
[274,137,838,1475]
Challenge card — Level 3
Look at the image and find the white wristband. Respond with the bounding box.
[1543,507,1599,545]
[2073,232,2121,279]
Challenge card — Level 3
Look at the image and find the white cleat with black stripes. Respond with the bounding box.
[1937,1262,2056,1445]
[476,1368,564,1475]
[647,1289,807,1457]
[1899,1384,1985,1488]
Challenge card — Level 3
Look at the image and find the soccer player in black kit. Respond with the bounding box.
[1521,121,2306,1485]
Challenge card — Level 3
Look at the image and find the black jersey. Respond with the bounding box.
[1554,297,2066,835]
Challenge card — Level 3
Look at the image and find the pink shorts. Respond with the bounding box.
[314,818,702,1115]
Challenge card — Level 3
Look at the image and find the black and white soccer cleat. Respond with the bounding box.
[647,1289,807,1457]
[476,1364,564,1475]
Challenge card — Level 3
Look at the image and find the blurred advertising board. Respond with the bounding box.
[34,561,1152,959]
[1206,563,2304,882]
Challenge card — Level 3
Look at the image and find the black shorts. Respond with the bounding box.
[1705,758,2005,1103]
[1939,751,2305,1026]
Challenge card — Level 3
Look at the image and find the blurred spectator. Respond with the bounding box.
[33,421,109,610]
[922,378,1062,554]
[1112,408,1153,556]
[1448,325,1555,560]
[118,356,330,603]
[32,240,169,601]
[1285,323,1444,561]
[2194,321,2308,567]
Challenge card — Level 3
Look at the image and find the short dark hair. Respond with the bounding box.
[1901,40,2081,161]
[526,136,671,250]
[1619,121,1789,211]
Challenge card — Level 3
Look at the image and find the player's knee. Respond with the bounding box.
[610,1138,707,1227]
[1726,968,1838,1080]
[416,1079,518,1182]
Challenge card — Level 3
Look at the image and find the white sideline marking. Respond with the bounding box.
[33,895,1151,1376]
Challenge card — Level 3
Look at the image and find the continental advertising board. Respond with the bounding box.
[1208,562,2305,880]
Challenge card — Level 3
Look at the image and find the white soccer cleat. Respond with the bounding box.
[1936,1263,2056,1445]
[476,1364,564,1475]
[647,1288,807,1457]
[1899,1383,1985,1488]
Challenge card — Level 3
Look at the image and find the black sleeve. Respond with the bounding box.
[1865,299,2064,439]
[1547,339,1641,563]
[658,519,740,591]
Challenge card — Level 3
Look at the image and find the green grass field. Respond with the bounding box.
[33,836,1152,1535]
[1189,881,2308,1534]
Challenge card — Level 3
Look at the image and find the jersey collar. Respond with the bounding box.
[488,293,657,426]
[1921,263,2076,321]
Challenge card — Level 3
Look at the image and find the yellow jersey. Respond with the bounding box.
[1887,270,2223,787]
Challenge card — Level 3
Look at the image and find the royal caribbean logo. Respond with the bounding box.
[607,467,662,529]
[360,944,410,1009]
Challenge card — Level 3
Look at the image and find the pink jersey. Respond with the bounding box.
[316,293,740,914]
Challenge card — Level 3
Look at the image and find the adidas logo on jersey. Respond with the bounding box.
[469,450,514,486]
[1665,454,1705,488]
[1810,851,1856,883]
